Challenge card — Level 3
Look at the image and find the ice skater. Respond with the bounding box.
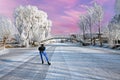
[38,44,51,65]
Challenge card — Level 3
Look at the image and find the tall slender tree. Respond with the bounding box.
[93,3,104,46]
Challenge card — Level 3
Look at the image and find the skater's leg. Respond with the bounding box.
[39,52,44,64]
[43,52,51,65]
[42,51,49,62]
[42,51,51,65]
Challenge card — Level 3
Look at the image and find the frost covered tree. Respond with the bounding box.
[101,24,110,43]
[79,13,95,44]
[79,9,95,43]
[79,2,104,46]
[79,15,88,41]
[0,16,19,48]
[92,2,104,46]
[108,19,120,46]
[14,5,52,47]
[107,0,120,46]
[85,10,95,44]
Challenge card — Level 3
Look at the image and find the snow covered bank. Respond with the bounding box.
[0,48,9,56]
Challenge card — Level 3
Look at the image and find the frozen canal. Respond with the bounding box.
[0,43,120,80]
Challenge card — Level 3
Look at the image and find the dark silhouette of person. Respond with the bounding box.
[38,44,51,65]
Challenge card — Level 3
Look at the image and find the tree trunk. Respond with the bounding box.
[89,20,92,45]
[3,37,7,49]
[98,21,102,47]
[93,38,96,46]
[83,25,85,41]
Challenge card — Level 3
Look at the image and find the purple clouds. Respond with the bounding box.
[0,0,115,35]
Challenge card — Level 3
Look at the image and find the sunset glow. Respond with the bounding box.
[0,0,115,35]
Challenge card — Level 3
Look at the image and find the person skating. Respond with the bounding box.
[38,44,51,65]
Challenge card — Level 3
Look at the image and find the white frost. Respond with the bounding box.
[14,5,52,47]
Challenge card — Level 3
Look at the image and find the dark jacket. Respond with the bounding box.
[38,46,45,52]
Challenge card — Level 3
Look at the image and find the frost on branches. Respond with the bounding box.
[79,2,104,45]
[0,16,19,45]
[107,0,120,45]
[108,16,120,45]
[14,5,52,47]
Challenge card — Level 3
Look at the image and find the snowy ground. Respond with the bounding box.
[0,43,120,80]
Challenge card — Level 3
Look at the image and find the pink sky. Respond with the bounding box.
[0,0,115,35]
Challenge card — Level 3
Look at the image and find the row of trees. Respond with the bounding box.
[0,5,52,47]
[79,2,104,46]
[79,0,120,47]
